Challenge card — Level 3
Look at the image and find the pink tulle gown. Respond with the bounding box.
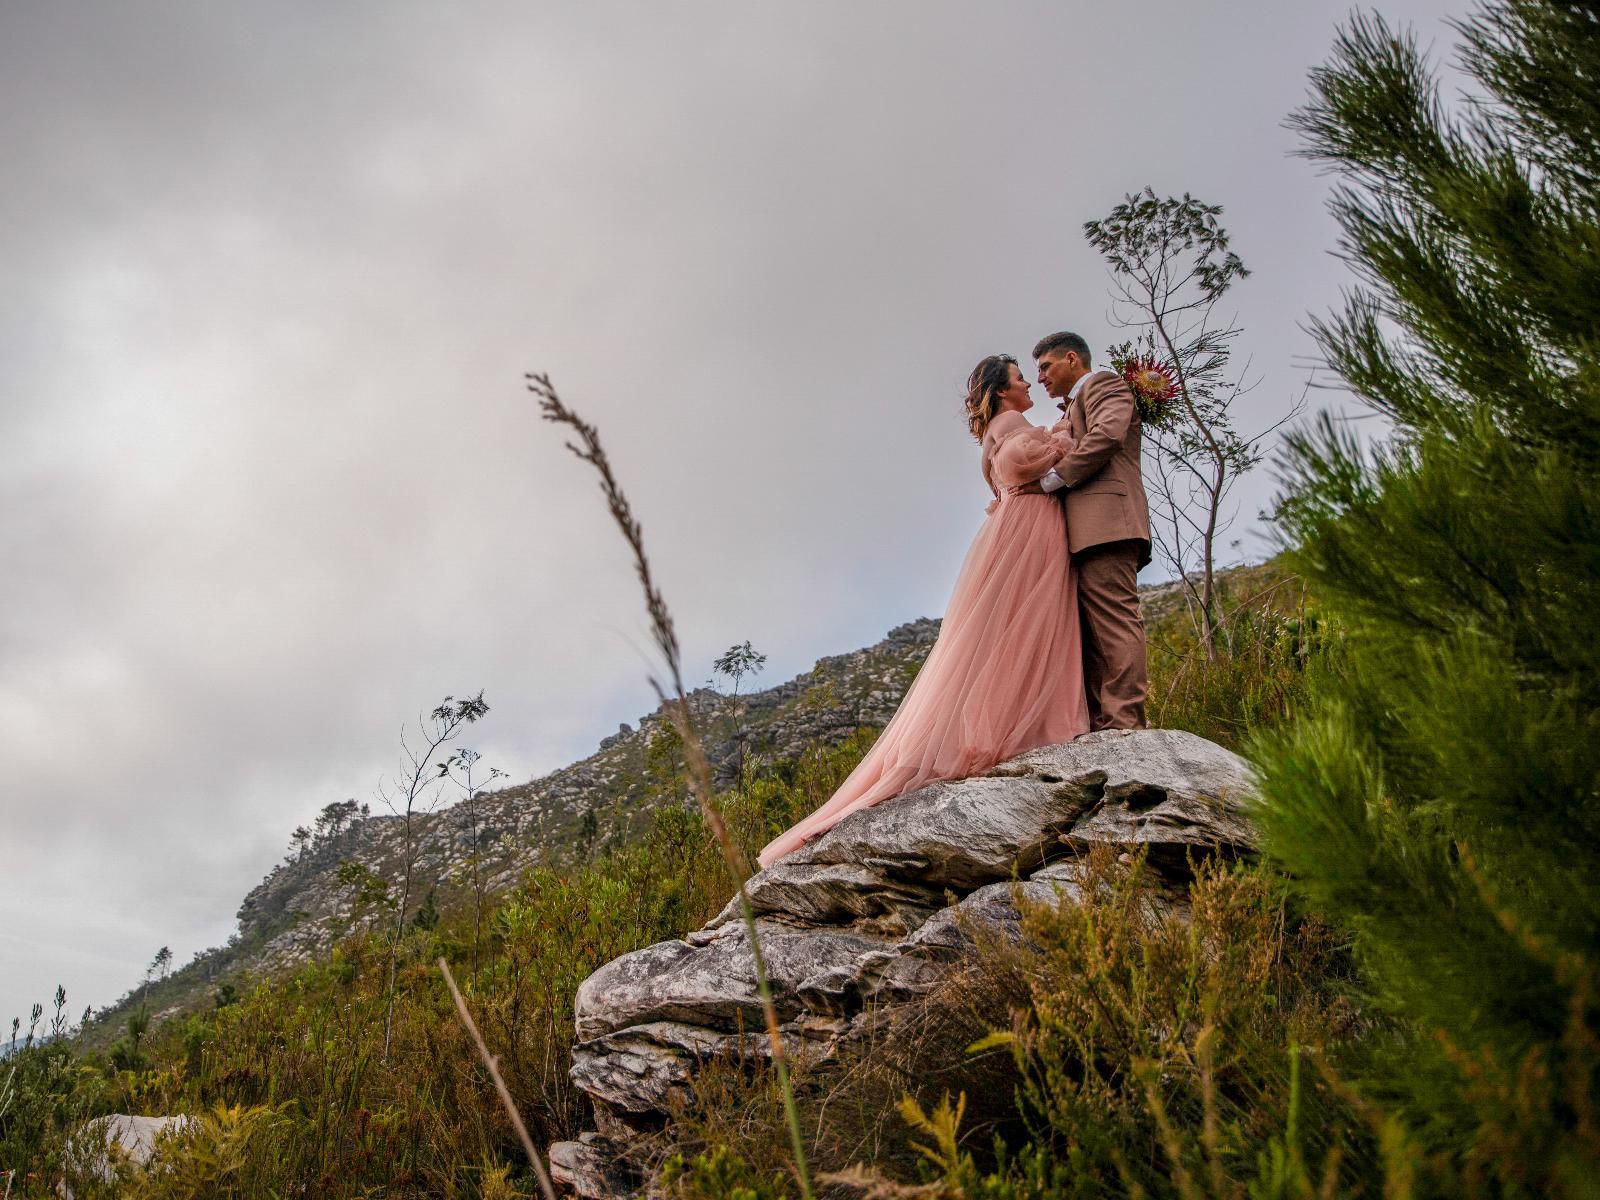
[758,410,1089,868]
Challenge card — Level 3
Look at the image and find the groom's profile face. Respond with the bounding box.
[1035,350,1083,401]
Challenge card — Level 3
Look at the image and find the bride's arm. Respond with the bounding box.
[1035,426,1077,493]
[990,422,1070,488]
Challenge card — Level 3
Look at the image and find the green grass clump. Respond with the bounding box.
[1145,561,1333,751]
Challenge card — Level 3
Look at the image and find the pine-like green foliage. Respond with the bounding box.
[1254,1,1600,1189]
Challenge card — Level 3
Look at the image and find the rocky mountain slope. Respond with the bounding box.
[93,617,944,1033]
[231,617,943,973]
[95,574,1202,1033]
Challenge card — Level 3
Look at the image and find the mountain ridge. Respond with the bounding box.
[87,574,1199,1040]
[86,616,947,1038]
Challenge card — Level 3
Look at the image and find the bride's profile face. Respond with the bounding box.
[998,363,1033,413]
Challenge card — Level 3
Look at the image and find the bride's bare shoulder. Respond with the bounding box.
[984,410,1033,441]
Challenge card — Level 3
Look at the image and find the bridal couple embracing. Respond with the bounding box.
[759,331,1152,869]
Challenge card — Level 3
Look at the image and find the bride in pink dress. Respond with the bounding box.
[758,354,1089,868]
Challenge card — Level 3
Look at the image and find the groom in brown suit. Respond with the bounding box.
[1032,331,1151,731]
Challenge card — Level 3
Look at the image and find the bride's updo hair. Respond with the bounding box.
[965,353,1017,441]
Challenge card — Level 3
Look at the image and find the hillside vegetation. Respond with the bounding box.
[2,563,1322,1198]
[70,617,945,1050]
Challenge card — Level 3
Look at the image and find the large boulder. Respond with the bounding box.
[60,1114,197,1198]
[552,729,1255,1196]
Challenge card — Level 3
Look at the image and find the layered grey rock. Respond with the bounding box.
[550,1134,637,1198]
[551,729,1255,1197]
[575,923,892,1041]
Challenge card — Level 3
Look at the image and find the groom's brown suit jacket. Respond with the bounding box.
[1050,370,1152,568]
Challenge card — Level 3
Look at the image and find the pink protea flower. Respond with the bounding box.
[1120,354,1180,427]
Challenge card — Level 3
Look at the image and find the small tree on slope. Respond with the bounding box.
[1254,2,1600,1191]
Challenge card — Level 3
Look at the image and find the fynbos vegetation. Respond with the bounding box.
[0,561,1320,1198]
[1254,0,1600,1191]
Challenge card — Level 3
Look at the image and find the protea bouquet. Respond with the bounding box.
[1116,352,1181,430]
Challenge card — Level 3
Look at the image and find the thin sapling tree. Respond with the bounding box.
[377,691,489,1060]
[713,639,767,780]
[1085,188,1303,655]
[443,746,506,987]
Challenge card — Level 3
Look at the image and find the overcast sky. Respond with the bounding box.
[1,0,1462,1028]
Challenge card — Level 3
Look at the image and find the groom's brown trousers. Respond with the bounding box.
[1073,539,1148,731]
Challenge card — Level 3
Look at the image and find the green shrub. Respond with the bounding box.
[1146,563,1333,751]
[1249,1,1600,1193]
[645,850,1373,1200]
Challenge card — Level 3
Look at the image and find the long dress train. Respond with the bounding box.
[757,411,1089,868]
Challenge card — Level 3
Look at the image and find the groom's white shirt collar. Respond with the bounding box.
[1068,366,1116,401]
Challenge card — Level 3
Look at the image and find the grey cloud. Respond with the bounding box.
[0,0,1461,1024]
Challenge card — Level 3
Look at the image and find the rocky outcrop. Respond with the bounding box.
[550,729,1257,1197]
[100,574,1218,1035]
[95,573,1226,1043]
[62,1115,197,1198]
[227,620,946,979]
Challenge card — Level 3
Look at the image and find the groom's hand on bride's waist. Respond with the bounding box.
[1009,480,1048,495]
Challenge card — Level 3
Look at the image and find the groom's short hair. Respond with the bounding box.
[1032,331,1091,365]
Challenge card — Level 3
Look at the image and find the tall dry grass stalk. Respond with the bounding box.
[528,372,816,1200]
[438,957,559,1200]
